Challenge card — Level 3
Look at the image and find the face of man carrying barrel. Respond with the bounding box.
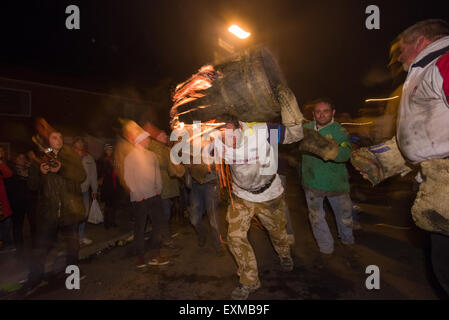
[313,101,335,129]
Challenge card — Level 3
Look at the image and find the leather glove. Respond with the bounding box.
[298,128,339,161]
[277,84,303,127]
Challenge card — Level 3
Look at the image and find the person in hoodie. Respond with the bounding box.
[22,122,86,296]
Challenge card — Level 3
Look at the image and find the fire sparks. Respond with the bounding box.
[172,65,219,110]
[170,65,235,210]
[170,65,223,129]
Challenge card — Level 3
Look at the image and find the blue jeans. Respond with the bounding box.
[304,189,354,254]
[189,180,221,248]
[79,191,90,240]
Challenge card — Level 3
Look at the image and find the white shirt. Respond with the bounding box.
[124,147,162,202]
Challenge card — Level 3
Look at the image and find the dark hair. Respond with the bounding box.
[72,136,85,147]
[309,97,336,111]
[216,114,240,128]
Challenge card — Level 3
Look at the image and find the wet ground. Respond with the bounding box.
[1,166,446,300]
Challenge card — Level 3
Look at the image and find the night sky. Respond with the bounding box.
[1,0,449,133]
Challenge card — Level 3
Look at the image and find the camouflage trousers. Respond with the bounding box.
[226,194,291,286]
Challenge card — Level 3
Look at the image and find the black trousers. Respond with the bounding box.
[28,223,79,285]
[103,199,117,227]
[132,195,164,260]
[431,233,449,296]
[12,207,37,249]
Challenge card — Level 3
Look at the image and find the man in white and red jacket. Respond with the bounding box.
[389,19,449,295]
[395,20,449,163]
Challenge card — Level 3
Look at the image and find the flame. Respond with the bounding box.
[170,65,236,220]
[170,65,222,126]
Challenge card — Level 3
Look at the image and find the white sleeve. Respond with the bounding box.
[123,154,135,192]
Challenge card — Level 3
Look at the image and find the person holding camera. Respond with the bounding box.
[22,128,86,296]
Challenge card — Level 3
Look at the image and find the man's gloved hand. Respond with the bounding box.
[277,84,303,127]
[298,128,339,161]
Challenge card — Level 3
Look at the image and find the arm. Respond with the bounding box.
[168,161,185,178]
[267,123,303,145]
[333,127,352,163]
[58,146,86,184]
[154,156,163,195]
[123,154,135,193]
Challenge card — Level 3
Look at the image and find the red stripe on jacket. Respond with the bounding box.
[436,52,449,103]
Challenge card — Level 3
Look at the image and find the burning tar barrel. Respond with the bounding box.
[171,47,288,125]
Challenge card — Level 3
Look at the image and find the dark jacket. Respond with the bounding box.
[97,156,119,203]
[5,165,31,214]
[28,145,86,228]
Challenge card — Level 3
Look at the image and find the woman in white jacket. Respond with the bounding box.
[72,137,98,246]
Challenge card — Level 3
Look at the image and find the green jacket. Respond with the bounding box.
[28,145,86,228]
[301,121,351,193]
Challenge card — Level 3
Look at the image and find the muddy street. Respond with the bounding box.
[15,167,443,300]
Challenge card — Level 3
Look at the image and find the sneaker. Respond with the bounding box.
[148,256,170,266]
[280,256,294,272]
[231,280,261,300]
[80,238,93,245]
[136,256,146,269]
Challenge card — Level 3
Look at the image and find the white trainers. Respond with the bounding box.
[80,238,93,245]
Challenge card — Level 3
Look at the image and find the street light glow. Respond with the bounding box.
[228,25,251,39]
[365,96,400,103]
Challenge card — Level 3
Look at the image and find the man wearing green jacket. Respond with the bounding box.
[301,98,354,254]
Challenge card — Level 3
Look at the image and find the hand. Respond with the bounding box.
[49,160,61,173]
[40,162,50,174]
[278,85,303,127]
[92,193,97,200]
